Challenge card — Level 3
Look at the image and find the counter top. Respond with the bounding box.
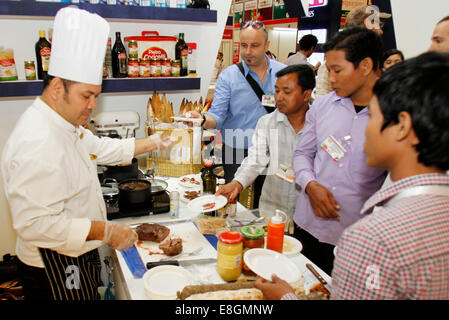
[111,175,331,300]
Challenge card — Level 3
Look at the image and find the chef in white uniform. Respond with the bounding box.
[1,7,173,300]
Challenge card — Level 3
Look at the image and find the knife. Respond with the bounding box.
[146,258,216,269]
[305,263,331,295]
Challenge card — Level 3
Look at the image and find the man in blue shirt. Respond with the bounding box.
[187,20,285,207]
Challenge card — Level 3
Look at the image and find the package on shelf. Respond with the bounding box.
[88,0,108,4]
[169,0,187,8]
[187,42,197,77]
[124,31,177,61]
[154,0,168,7]
[0,48,18,82]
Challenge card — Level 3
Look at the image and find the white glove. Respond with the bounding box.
[148,131,176,150]
[103,221,138,251]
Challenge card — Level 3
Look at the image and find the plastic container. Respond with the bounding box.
[169,191,179,218]
[266,210,287,253]
[217,231,243,281]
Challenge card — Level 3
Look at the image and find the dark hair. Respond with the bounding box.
[299,34,318,51]
[323,26,384,71]
[438,15,449,24]
[373,51,449,170]
[382,49,404,65]
[275,64,316,91]
[43,74,75,91]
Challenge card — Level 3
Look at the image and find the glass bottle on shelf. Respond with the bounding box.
[175,32,188,76]
[35,30,51,80]
[112,32,128,78]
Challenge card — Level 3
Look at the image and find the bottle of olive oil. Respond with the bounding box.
[112,32,127,78]
[175,33,188,76]
[35,30,51,80]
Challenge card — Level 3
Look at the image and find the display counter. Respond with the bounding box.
[110,176,331,300]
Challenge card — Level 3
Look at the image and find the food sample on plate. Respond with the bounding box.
[159,238,183,256]
[180,176,201,185]
[202,202,215,210]
[194,217,228,235]
[183,190,200,201]
[136,223,170,242]
[177,281,327,300]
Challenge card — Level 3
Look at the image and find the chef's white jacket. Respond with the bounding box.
[1,97,135,268]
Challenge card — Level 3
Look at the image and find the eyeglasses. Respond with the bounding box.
[240,20,266,30]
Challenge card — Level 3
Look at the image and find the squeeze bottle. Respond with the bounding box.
[266,210,287,253]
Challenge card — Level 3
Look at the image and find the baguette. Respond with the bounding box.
[177,281,255,300]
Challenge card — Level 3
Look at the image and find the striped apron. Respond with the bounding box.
[38,248,103,300]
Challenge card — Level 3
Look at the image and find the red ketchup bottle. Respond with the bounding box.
[266,210,287,253]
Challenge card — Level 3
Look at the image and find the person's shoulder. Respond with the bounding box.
[270,59,286,71]
[309,91,339,111]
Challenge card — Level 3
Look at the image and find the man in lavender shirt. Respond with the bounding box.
[292,27,387,275]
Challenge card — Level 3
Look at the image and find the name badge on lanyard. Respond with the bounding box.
[275,164,295,183]
[321,135,348,162]
[262,94,275,107]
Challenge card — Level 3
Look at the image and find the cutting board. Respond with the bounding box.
[135,221,217,265]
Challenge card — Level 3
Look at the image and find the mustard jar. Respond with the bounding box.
[217,231,243,281]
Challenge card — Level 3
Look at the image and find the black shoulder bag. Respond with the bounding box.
[237,62,275,114]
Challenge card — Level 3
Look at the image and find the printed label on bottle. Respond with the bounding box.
[118,53,127,74]
[40,48,51,72]
[217,252,241,269]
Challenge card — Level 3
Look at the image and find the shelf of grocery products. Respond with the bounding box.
[0,77,201,98]
[0,1,217,23]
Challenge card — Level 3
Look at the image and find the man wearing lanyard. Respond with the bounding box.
[1,8,173,300]
[185,20,285,208]
[292,27,387,275]
[216,64,316,228]
[256,51,449,300]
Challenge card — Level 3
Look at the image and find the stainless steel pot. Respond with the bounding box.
[101,178,119,214]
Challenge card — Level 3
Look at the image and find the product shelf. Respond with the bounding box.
[0,77,201,98]
[0,1,217,23]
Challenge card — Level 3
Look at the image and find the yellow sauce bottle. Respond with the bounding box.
[217,231,243,281]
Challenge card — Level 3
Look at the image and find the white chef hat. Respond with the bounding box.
[48,6,110,85]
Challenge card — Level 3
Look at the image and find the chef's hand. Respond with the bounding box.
[148,131,176,150]
[215,180,243,203]
[103,221,138,251]
[254,274,295,300]
[305,181,340,219]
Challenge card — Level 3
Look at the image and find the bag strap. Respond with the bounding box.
[237,62,274,114]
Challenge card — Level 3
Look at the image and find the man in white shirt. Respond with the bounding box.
[216,64,316,228]
[285,34,321,72]
[1,8,173,300]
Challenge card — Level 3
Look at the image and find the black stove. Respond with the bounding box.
[101,168,170,220]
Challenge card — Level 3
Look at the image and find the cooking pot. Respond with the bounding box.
[103,158,139,182]
[118,178,152,206]
[101,178,119,214]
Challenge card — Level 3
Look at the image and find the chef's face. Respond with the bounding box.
[239,26,270,67]
[275,73,310,116]
[428,20,449,53]
[364,96,394,169]
[56,80,101,127]
[326,49,369,98]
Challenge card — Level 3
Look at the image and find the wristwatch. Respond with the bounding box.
[200,113,206,127]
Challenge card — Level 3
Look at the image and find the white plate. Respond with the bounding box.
[263,235,303,257]
[243,248,301,283]
[143,265,194,300]
[281,236,303,257]
[187,195,227,213]
[171,116,203,122]
[180,189,201,203]
[179,174,202,188]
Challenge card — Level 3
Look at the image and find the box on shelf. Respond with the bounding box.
[124,31,177,61]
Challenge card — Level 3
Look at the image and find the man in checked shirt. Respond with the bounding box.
[255,51,449,300]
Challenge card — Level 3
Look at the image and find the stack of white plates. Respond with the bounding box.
[143,265,194,300]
